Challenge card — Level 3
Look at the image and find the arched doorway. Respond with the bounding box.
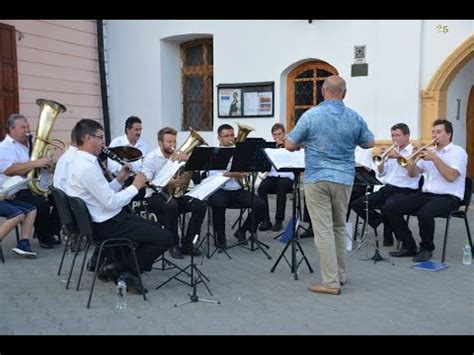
[286,61,338,131]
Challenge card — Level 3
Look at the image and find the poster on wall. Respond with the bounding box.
[217,82,274,118]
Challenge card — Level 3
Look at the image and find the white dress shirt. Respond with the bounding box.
[0,135,30,187]
[142,147,168,198]
[66,150,138,223]
[377,144,420,190]
[53,146,78,192]
[417,143,467,200]
[108,134,148,174]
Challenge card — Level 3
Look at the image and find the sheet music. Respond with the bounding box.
[0,176,28,196]
[263,148,305,170]
[150,160,185,187]
[185,173,230,200]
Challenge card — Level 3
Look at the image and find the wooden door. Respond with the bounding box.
[0,23,19,140]
[467,86,474,178]
[286,61,338,131]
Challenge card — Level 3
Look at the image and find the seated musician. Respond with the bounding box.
[385,119,467,262]
[0,113,61,249]
[207,124,265,249]
[66,119,173,294]
[257,123,294,232]
[142,127,207,259]
[350,123,421,247]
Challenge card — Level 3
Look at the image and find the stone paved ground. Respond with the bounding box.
[1,196,473,335]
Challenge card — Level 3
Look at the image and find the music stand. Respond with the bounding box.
[270,167,313,280]
[184,146,234,259]
[350,167,390,264]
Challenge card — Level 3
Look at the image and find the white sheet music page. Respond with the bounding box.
[263,148,305,170]
[0,176,28,197]
[186,172,230,200]
[151,160,185,187]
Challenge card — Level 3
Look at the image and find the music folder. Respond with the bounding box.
[263,148,305,172]
[230,139,273,173]
[184,146,235,172]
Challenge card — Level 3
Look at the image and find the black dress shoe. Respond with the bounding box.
[389,248,418,257]
[300,228,314,239]
[258,221,273,231]
[98,263,121,282]
[413,249,433,262]
[169,245,184,259]
[39,239,54,249]
[118,272,148,295]
[215,238,227,249]
[234,230,248,245]
[272,221,283,232]
[180,246,202,257]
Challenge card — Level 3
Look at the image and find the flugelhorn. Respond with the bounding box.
[397,139,437,167]
[372,143,397,166]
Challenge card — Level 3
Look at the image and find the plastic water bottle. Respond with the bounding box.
[462,242,472,265]
[116,280,127,309]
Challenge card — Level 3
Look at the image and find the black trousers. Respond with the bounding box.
[351,185,417,241]
[208,189,265,237]
[383,192,460,251]
[15,189,61,241]
[257,177,293,223]
[93,211,173,274]
[146,193,207,247]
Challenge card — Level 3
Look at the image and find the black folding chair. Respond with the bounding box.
[67,196,146,309]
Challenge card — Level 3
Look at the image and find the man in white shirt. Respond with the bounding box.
[207,124,265,249]
[53,127,78,192]
[0,114,61,249]
[386,119,467,262]
[66,119,173,294]
[351,123,421,247]
[143,127,207,259]
[257,123,294,232]
[108,115,148,175]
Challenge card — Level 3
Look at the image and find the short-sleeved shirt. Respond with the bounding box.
[287,100,374,186]
[0,135,30,187]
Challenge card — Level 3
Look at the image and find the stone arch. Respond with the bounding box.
[420,35,474,142]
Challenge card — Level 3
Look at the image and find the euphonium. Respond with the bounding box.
[372,143,398,166]
[27,99,67,196]
[234,123,255,189]
[397,139,437,167]
[165,128,207,198]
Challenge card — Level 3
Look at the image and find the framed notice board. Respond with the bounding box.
[217,82,274,118]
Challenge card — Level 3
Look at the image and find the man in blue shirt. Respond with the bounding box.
[286,75,375,296]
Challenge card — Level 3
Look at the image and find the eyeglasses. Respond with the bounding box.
[91,134,104,140]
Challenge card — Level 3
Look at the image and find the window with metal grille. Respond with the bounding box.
[181,39,213,131]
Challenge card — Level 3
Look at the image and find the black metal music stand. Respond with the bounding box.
[350,167,391,264]
[270,168,313,280]
[225,140,272,259]
[174,235,220,307]
[184,146,234,259]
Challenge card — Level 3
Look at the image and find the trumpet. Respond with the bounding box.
[397,139,437,167]
[372,143,397,166]
[101,146,172,202]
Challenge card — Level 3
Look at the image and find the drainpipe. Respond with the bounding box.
[97,19,111,143]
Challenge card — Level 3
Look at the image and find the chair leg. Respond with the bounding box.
[0,242,4,263]
[66,236,87,290]
[86,246,105,309]
[464,216,473,250]
[130,246,147,301]
[58,232,72,276]
[76,241,92,291]
[441,217,451,263]
[15,226,20,244]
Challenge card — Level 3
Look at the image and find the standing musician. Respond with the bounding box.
[257,123,294,232]
[66,119,173,293]
[143,127,207,259]
[350,123,421,247]
[385,119,467,262]
[207,124,265,249]
[0,113,61,249]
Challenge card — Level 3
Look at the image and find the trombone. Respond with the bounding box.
[372,143,397,166]
[397,139,437,167]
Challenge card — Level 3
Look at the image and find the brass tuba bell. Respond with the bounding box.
[234,122,255,188]
[165,128,208,198]
[27,98,67,196]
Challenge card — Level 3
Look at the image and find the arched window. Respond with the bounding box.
[181,39,213,131]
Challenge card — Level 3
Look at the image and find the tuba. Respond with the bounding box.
[234,122,255,188]
[165,128,207,198]
[27,99,67,196]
